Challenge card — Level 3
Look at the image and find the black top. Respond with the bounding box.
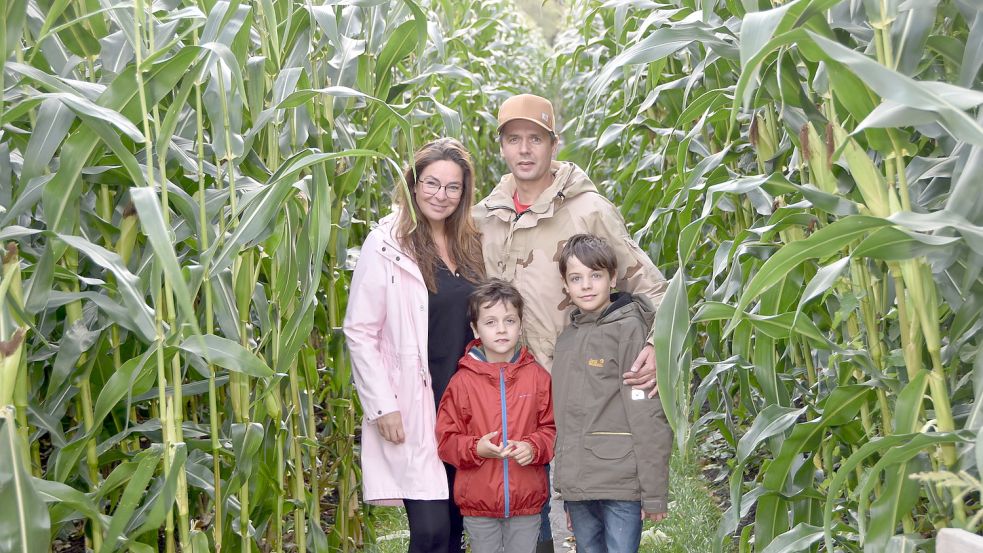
[427,262,476,410]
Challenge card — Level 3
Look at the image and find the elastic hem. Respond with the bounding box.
[642,499,668,513]
[557,489,642,502]
[459,505,546,518]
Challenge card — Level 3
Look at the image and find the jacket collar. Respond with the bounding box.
[373,211,425,284]
[569,291,641,327]
[458,339,536,382]
[375,212,406,253]
[480,161,599,223]
[467,344,523,364]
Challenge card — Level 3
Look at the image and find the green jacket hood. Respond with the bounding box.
[569,291,656,330]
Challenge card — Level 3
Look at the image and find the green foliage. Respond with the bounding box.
[551,0,983,551]
[0,407,49,553]
[7,0,982,552]
[514,0,568,44]
[639,448,722,553]
[0,1,545,551]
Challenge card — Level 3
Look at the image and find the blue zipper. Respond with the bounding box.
[499,367,510,518]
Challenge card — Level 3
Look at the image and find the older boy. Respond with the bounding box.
[552,234,672,553]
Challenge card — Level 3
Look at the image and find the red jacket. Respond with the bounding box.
[436,341,556,518]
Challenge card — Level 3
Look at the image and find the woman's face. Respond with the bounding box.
[414,159,464,225]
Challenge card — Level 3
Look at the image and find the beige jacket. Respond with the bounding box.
[473,161,668,370]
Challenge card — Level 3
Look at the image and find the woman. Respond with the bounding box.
[344,138,485,553]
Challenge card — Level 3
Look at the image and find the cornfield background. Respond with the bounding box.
[1,1,981,552]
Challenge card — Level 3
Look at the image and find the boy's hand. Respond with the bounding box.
[624,344,660,398]
[376,411,405,444]
[477,431,507,459]
[503,441,534,465]
[642,510,668,522]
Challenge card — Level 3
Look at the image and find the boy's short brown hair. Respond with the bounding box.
[558,234,618,278]
[468,278,525,325]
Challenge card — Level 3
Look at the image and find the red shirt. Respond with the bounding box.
[513,192,531,213]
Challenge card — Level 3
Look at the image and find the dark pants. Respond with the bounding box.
[566,500,642,553]
[538,463,554,547]
[404,464,465,553]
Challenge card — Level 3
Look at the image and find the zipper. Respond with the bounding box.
[499,367,510,518]
[485,187,563,278]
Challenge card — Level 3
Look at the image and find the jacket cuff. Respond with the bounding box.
[516,434,553,465]
[364,398,399,422]
[642,499,667,514]
[517,436,542,464]
[470,436,486,466]
[533,440,554,464]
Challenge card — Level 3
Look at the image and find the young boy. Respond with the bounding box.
[552,234,673,553]
[436,279,556,553]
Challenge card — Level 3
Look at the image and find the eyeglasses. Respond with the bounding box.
[420,180,464,199]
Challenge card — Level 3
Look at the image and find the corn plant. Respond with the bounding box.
[552,0,983,551]
[0,0,544,551]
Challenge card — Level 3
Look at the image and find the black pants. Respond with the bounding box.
[404,464,464,553]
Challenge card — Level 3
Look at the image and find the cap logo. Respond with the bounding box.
[541,112,550,123]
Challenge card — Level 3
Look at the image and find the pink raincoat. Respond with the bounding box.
[343,214,449,505]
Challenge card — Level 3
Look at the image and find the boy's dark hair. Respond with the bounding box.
[558,234,618,278]
[467,278,525,325]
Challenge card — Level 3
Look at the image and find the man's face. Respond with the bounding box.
[499,119,558,186]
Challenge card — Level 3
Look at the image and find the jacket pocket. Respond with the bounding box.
[453,468,473,510]
[583,433,639,492]
[584,433,633,460]
[379,349,403,393]
[399,351,423,386]
[375,432,410,482]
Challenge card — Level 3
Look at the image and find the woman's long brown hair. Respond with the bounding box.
[396,138,486,292]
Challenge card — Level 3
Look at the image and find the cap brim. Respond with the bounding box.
[497,117,554,134]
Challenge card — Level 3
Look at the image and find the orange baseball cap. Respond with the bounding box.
[497,94,555,134]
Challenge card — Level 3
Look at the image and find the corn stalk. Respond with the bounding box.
[551,0,983,550]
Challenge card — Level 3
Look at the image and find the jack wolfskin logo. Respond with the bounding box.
[588,358,604,367]
[542,112,550,123]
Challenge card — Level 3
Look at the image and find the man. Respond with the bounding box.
[472,93,668,552]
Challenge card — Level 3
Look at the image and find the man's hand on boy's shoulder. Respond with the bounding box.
[623,344,660,398]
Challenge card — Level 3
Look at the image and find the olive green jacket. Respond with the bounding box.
[473,161,667,371]
[551,292,672,513]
